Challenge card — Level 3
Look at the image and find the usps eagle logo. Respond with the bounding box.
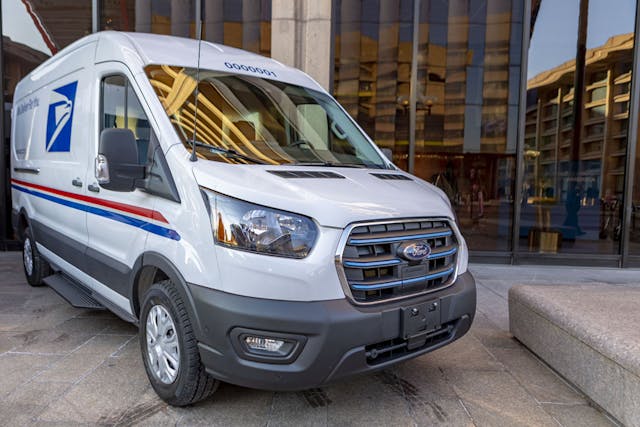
[45,81,78,152]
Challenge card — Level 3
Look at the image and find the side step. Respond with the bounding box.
[43,273,105,310]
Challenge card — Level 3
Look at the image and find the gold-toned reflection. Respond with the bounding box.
[147,65,287,165]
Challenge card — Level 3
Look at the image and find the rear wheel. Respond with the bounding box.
[22,226,51,287]
[139,280,219,406]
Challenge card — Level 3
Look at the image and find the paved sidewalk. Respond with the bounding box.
[0,251,623,426]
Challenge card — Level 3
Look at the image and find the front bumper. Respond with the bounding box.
[188,271,476,391]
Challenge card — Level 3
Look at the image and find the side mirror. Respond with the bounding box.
[381,147,393,161]
[96,128,145,192]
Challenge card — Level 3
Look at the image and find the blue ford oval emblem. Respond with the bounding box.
[399,241,431,261]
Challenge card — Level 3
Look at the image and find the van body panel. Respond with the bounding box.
[12,44,97,276]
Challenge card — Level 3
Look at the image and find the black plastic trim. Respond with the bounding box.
[132,252,202,333]
[85,246,131,296]
[190,271,476,391]
[32,219,88,272]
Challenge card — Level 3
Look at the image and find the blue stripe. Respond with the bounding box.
[429,247,457,259]
[343,258,402,268]
[351,267,455,291]
[12,184,180,241]
[348,230,452,245]
[344,247,457,268]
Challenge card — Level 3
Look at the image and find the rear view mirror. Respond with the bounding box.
[97,128,145,192]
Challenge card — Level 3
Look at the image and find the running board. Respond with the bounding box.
[43,273,106,310]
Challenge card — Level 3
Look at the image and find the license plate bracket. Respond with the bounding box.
[401,300,441,350]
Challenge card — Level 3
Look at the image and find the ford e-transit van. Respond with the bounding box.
[10,32,475,406]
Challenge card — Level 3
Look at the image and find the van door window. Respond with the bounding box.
[101,75,151,164]
[100,74,180,202]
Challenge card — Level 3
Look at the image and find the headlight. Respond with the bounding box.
[202,190,318,258]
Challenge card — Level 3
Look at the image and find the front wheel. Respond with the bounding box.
[139,280,219,406]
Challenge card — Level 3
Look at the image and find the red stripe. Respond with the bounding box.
[12,178,169,224]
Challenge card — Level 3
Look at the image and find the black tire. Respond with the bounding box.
[139,280,219,406]
[22,226,51,287]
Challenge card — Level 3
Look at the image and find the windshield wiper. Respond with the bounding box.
[190,140,266,164]
[291,161,389,169]
[291,161,368,169]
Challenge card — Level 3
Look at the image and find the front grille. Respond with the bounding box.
[339,219,458,304]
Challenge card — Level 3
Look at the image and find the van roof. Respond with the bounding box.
[23,31,325,93]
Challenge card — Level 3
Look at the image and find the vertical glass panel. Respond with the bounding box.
[412,0,521,252]
[632,113,640,254]
[521,0,636,255]
[333,0,413,170]
[204,0,271,56]
[2,0,92,103]
[102,0,195,37]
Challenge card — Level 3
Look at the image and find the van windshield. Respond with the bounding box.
[145,65,388,168]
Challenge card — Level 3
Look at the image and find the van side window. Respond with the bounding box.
[101,75,151,165]
[100,74,180,203]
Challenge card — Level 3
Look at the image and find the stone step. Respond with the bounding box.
[509,284,640,427]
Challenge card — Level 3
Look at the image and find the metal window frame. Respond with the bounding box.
[0,4,7,248]
[621,0,640,267]
[510,0,532,263]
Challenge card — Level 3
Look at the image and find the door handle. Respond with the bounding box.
[88,183,100,193]
[72,178,83,187]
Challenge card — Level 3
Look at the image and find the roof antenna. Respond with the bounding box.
[190,17,203,162]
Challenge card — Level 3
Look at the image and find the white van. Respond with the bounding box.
[10,32,475,406]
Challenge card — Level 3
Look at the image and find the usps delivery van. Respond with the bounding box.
[10,32,476,406]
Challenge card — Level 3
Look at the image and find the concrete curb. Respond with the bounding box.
[509,284,640,427]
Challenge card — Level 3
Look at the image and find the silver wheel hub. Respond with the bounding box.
[23,238,33,276]
[146,304,180,384]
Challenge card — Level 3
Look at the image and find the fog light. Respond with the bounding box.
[244,336,285,353]
[232,328,306,363]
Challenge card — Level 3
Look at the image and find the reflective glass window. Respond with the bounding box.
[521,0,636,255]
[2,0,92,103]
[333,0,414,171]
[412,0,522,252]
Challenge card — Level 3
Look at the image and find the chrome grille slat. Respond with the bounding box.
[351,266,455,290]
[337,218,459,304]
[347,228,452,245]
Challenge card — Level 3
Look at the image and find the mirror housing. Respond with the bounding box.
[381,147,393,161]
[97,128,146,192]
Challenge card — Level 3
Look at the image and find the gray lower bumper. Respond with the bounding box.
[188,271,476,391]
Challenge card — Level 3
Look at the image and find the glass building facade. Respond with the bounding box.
[1,0,639,266]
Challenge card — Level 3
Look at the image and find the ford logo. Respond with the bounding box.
[398,241,431,261]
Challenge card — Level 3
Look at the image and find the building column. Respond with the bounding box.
[204,0,224,43]
[171,0,192,37]
[135,0,152,32]
[271,0,332,90]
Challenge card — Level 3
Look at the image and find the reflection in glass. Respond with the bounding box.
[205,0,272,56]
[521,0,636,255]
[631,116,640,254]
[2,0,92,102]
[333,0,413,171]
[412,0,522,252]
[146,65,388,168]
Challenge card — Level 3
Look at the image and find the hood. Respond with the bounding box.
[192,162,454,228]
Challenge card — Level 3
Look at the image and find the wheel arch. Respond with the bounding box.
[130,252,203,339]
